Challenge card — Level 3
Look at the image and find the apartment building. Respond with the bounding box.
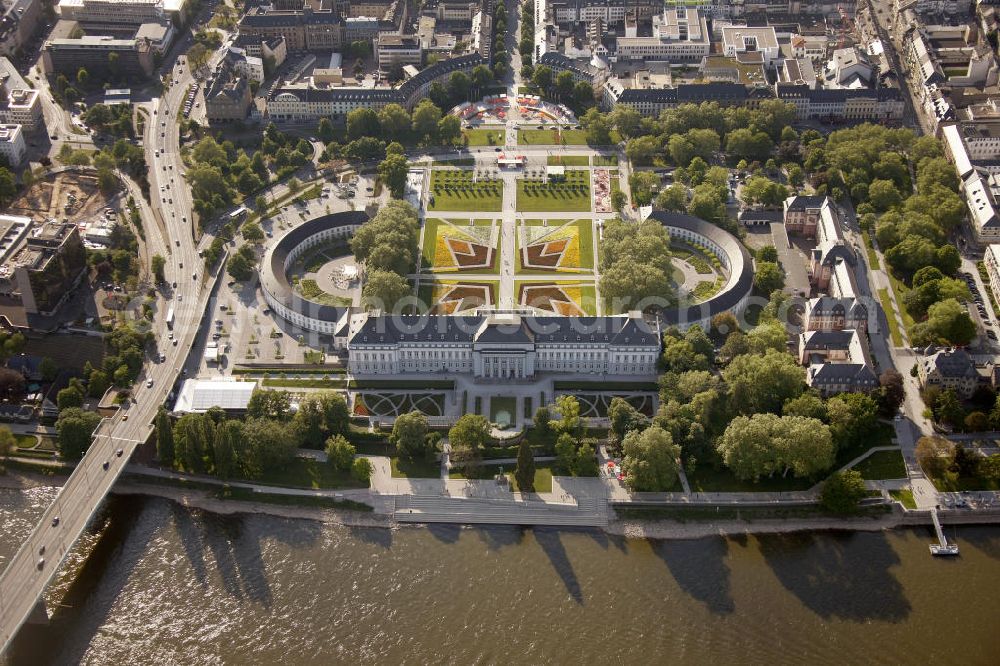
[42,36,155,78]
[0,122,24,164]
[0,0,42,58]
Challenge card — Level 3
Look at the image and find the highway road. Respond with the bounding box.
[0,31,225,655]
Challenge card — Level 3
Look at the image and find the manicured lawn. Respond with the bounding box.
[547,155,589,166]
[464,129,505,146]
[592,155,618,166]
[391,455,441,479]
[877,288,903,347]
[14,434,37,449]
[890,488,917,509]
[853,449,907,480]
[257,457,367,490]
[431,158,475,167]
[449,462,555,493]
[887,272,916,335]
[833,422,895,471]
[428,170,503,212]
[297,279,351,307]
[516,171,591,212]
[518,129,620,146]
[861,231,880,269]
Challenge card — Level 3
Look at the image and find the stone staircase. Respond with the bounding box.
[393,495,608,527]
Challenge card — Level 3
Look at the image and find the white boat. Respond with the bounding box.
[930,544,960,556]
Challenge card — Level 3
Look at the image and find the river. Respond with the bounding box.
[1,486,999,664]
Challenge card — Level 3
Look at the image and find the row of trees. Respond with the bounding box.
[153,391,370,481]
[340,100,463,150]
[833,126,974,346]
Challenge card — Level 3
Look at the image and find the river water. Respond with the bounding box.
[1,487,999,665]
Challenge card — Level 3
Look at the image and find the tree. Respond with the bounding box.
[555,432,577,474]
[628,171,659,206]
[448,414,490,475]
[325,434,356,472]
[722,349,804,416]
[608,397,645,445]
[532,64,553,91]
[212,420,240,478]
[412,100,443,143]
[611,189,627,211]
[554,394,583,439]
[827,392,878,450]
[726,128,773,162]
[533,406,553,440]
[377,153,409,198]
[242,222,265,243]
[910,298,976,347]
[820,470,868,514]
[0,368,25,402]
[40,357,58,382]
[241,418,298,477]
[610,104,642,138]
[347,107,380,140]
[352,457,373,482]
[656,183,687,211]
[867,179,902,211]
[754,261,784,294]
[0,425,14,457]
[362,269,411,312]
[437,114,462,146]
[317,117,335,142]
[187,43,209,70]
[717,414,834,481]
[621,425,681,491]
[782,393,827,421]
[56,407,102,460]
[155,408,174,465]
[391,410,431,460]
[57,386,84,411]
[227,246,256,282]
[246,389,291,420]
[916,436,955,478]
[378,103,411,140]
[878,369,905,417]
[151,253,166,283]
[514,438,536,492]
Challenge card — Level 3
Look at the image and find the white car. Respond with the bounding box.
[146,379,153,388]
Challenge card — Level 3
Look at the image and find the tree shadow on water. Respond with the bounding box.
[426,522,462,544]
[534,527,583,605]
[758,531,911,622]
[958,527,1000,561]
[473,524,525,550]
[649,536,734,614]
[170,501,209,587]
[347,524,393,549]
[586,529,629,553]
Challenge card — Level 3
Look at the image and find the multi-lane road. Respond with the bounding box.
[0,35,222,655]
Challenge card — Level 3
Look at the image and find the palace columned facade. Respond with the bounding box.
[347,313,661,379]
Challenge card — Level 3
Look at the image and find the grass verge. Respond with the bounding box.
[853,449,907,480]
[877,288,903,347]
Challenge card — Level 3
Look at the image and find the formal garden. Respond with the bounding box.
[515,170,591,212]
[420,218,499,273]
[516,219,595,273]
[428,170,503,212]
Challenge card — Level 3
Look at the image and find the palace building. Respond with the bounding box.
[347,312,661,379]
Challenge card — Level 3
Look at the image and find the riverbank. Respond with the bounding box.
[111,482,394,529]
[5,467,1000,540]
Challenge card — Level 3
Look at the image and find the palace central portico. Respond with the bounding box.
[473,315,537,379]
[348,312,661,380]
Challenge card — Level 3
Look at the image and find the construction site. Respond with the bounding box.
[6,171,112,223]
